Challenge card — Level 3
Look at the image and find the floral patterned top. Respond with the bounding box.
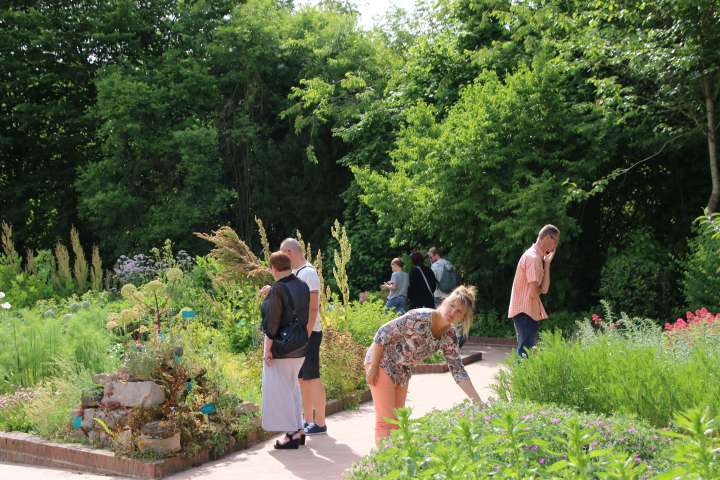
[364,308,470,387]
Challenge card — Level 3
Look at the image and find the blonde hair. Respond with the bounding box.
[441,285,477,337]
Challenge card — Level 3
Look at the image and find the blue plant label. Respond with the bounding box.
[182,310,196,318]
[174,353,181,364]
[72,415,83,429]
[186,380,193,393]
[200,403,217,415]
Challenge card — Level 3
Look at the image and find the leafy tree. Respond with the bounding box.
[355,63,615,305]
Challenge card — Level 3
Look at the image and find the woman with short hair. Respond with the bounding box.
[261,251,310,449]
[364,285,484,445]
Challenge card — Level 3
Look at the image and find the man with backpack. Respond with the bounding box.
[428,247,458,307]
[428,247,464,346]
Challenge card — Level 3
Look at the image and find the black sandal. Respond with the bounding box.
[274,430,304,449]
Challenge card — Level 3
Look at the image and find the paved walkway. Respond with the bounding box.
[0,345,512,480]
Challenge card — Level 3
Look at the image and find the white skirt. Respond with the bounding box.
[261,356,304,432]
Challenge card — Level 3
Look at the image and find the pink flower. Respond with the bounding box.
[539,458,546,465]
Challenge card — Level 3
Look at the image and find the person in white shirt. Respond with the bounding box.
[279,238,327,435]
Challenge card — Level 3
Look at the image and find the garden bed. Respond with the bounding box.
[0,389,372,479]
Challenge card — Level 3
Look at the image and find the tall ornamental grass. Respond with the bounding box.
[0,305,119,392]
[495,312,720,427]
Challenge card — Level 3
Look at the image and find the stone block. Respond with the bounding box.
[137,432,181,455]
[95,409,129,430]
[103,381,166,408]
[81,388,104,408]
[92,373,117,386]
[141,420,176,439]
[81,408,98,431]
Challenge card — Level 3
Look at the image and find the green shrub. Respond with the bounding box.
[23,363,95,440]
[0,388,33,432]
[343,300,396,347]
[539,310,583,336]
[599,228,679,319]
[346,400,674,479]
[683,214,720,311]
[494,322,720,427]
[321,326,367,400]
[0,301,120,392]
[469,308,515,338]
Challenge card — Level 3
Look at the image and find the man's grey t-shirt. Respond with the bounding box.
[431,258,451,298]
[387,271,409,300]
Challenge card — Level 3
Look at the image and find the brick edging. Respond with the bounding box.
[0,389,372,479]
[414,351,484,374]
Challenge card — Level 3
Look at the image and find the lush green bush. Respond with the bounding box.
[469,308,515,338]
[495,313,720,427]
[0,295,121,393]
[346,400,677,479]
[599,229,679,319]
[470,309,583,339]
[23,364,96,440]
[683,215,720,311]
[539,311,584,337]
[0,249,64,309]
[343,299,396,347]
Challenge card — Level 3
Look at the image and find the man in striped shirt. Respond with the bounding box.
[508,225,560,357]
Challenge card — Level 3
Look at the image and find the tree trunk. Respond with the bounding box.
[703,74,719,214]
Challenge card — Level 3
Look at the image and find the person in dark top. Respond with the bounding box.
[260,251,310,449]
[407,251,437,309]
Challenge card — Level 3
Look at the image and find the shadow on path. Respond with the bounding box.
[268,434,362,480]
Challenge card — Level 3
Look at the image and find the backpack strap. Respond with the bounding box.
[417,266,434,297]
[276,282,301,324]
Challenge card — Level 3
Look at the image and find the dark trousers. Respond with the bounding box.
[512,313,539,357]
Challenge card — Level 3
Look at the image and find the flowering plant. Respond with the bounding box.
[0,291,10,310]
[664,307,720,354]
[664,307,720,332]
[106,271,187,338]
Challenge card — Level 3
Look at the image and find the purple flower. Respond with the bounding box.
[539,458,546,465]
[530,444,539,451]
[551,418,561,424]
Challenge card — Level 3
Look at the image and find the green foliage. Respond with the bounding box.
[70,226,89,293]
[469,308,515,338]
[23,364,96,440]
[320,326,367,400]
[355,62,611,305]
[330,219,352,323]
[683,214,720,311]
[346,400,674,479]
[660,407,720,479]
[495,322,720,427]
[342,300,396,347]
[0,299,120,392]
[599,229,679,319]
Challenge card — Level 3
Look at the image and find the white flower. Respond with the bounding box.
[1,302,11,310]
[165,267,183,282]
[0,291,5,299]
[120,283,137,299]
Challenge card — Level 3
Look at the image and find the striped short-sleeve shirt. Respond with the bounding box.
[508,244,548,321]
